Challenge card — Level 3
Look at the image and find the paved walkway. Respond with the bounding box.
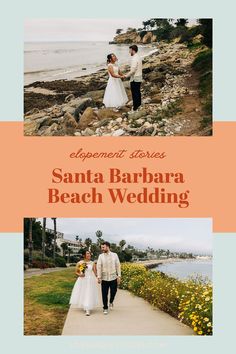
[62,286,194,336]
[24,267,67,278]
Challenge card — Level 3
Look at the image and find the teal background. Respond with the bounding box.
[0,232,235,353]
[0,0,235,121]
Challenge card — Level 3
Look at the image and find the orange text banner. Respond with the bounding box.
[0,122,235,232]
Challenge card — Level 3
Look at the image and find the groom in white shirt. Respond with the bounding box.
[97,241,121,315]
[124,45,143,111]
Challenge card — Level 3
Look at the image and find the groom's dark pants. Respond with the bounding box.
[101,279,118,310]
[130,81,141,111]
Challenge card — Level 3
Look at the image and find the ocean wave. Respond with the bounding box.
[24,62,106,76]
[24,42,157,83]
[24,64,84,75]
[24,48,83,55]
[24,42,104,54]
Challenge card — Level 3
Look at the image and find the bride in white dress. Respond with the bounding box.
[103,53,128,108]
[69,250,98,316]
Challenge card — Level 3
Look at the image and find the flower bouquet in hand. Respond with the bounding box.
[78,262,88,275]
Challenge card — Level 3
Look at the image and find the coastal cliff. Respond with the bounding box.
[112,30,157,44]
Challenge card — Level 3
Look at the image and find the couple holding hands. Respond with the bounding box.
[103,45,143,111]
[69,241,121,316]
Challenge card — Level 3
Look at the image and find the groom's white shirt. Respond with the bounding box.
[97,251,121,281]
[126,53,143,82]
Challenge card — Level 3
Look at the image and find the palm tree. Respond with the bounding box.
[60,242,68,258]
[51,218,57,264]
[119,240,126,250]
[84,237,92,249]
[67,246,72,263]
[96,230,103,246]
[42,218,46,263]
[176,19,188,27]
[28,218,34,267]
[142,20,150,30]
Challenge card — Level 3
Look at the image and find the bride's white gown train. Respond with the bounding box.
[69,261,99,311]
[103,63,128,108]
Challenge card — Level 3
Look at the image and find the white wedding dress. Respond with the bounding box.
[69,261,99,311]
[103,63,128,108]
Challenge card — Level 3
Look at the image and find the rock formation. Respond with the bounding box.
[24,41,211,137]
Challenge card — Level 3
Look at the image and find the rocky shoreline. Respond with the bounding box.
[24,41,211,137]
[138,258,189,270]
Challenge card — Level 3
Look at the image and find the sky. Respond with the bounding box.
[24,19,197,42]
[24,19,144,42]
[40,218,212,255]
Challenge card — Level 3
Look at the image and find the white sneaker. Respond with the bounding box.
[103,309,108,315]
[85,310,90,316]
[109,303,114,310]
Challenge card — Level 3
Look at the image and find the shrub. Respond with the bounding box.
[139,30,147,39]
[24,250,67,268]
[179,30,193,44]
[120,263,212,335]
[24,249,42,262]
[192,49,212,130]
[55,256,67,268]
[153,28,172,41]
[192,49,212,74]
[188,25,203,38]
[31,260,55,269]
[169,26,188,40]
[198,19,212,48]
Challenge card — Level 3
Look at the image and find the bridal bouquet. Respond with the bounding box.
[78,262,88,274]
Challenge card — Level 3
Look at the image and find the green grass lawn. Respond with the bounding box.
[24,268,75,335]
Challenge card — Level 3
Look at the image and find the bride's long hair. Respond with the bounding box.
[107,53,114,64]
[81,248,92,260]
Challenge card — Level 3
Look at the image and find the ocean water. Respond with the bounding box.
[153,259,212,281]
[24,41,156,85]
